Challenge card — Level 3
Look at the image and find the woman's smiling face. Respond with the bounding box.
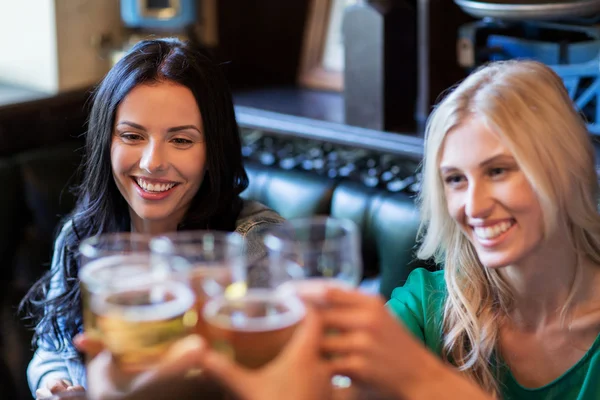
[439,118,545,269]
[110,81,207,232]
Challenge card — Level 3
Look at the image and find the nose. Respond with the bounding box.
[465,180,493,219]
[139,140,166,173]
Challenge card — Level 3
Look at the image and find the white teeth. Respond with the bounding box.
[136,178,176,193]
[473,221,514,240]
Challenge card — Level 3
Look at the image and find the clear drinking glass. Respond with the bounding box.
[90,274,196,374]
[202,288,306,369]
[79,232,155,265]
[264,216,363,296]
[78,251,183,339]
[264,216,363,388]
[150,230,246,337]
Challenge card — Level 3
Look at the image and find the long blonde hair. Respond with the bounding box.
[417,60,600,395]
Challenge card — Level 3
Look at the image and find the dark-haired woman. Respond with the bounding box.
[23,38,283,399]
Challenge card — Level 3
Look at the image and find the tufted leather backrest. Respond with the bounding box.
[243,162,426,299]
[244,162,334,219]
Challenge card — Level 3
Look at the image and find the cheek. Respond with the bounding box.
[180,148,207,186]
[110,143,137,174]
[445,192,464,223]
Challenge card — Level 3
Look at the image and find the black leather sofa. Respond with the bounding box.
[1,140,426,398]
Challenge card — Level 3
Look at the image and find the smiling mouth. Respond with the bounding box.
[472,220,515,240]
[133,177,179,193]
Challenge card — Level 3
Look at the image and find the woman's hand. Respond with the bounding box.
[73,333,105,360]
[320,288,494,400]
[197,307,334,400]
[86,335,216,400]
[320,288,421,398]
[35,379,85,400]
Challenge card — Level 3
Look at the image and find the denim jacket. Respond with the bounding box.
[27,200,284,396]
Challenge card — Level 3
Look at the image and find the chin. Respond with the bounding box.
[476,251,516,270]
[131,208,171,223]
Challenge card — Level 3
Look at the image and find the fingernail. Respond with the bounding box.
[62,379,72,387]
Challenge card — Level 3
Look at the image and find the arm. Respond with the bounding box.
[27,222,80,397]
[320,269,494,400]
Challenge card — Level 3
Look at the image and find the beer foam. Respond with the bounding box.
[203,289,305,332]
[80,254,169,292]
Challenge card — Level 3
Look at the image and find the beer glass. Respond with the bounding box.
[79,232,159,336]
[90,275,196,373]
[150,230,246,337]
[202,289,305,369]
[264,217,363,388]
[264,217,362,297]
[78,252,177,339]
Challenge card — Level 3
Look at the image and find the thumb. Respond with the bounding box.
[197,344,254,396]
[73,333,104,359]
[279,306,321,359]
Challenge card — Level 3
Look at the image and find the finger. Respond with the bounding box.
[66,385,86,392]
[197,345,254,396]
[73,333,104,359]
[155,334,205,375]
[325,287,381,307]
[48,379,70,393]
[321,331,371,355]
[320,307,373,331]
[131,335,206,390]
[327,355,368,382]
[278,306,322,359]
[36,388,53,399]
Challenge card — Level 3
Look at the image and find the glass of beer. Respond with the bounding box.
[90,275,196,374]
[203,289,305,369]
[264,217,362,388]
[264,216,363,297]
[78,251,180,340]
[79,232,160,336]
[150,230,246,337]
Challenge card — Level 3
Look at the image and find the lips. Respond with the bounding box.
[135,177,178,193]
[131,177,179,200]
[473,220,515,240]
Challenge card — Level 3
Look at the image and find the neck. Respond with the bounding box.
[498,232,581,330]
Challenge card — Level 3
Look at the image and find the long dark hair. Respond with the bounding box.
[21,38,249,350]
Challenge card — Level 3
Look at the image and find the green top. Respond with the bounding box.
[386,268,600,400]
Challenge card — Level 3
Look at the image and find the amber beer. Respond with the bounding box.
[79,255,163,338]
[92,280,196,373]
[175,265,233,337]
[203,289,305,369]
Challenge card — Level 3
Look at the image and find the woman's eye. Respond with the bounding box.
[444,175,464,185]
[172,138,193,145]
[120,133,143,142]
[489,167,506,177]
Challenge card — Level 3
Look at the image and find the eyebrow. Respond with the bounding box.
[116,121,202,134]
[440,153,515,173]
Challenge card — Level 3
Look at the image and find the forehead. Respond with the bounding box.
[439,118,510,169]
[115,82,201,124]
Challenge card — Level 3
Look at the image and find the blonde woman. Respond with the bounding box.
[321,60,600,399]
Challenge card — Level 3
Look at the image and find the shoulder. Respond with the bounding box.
[391,268,446,298]
[387,268,446,317]
[234,200,285,236]
[386,268,446,353]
